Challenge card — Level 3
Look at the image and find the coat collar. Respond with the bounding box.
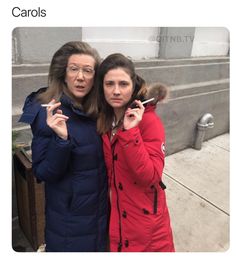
[59,93,89,118]
[101,104,156,146]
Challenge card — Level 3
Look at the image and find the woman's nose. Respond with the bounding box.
[76,70,84,80]
[113,85,120,95]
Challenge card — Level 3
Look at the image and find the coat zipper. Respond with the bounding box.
[150,181,166,214]
[112,142,123,252]
[151,185,158,214]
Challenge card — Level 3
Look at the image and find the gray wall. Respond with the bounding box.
[137,57,229,154]
[158,27,195,58]
[12,27,82,64]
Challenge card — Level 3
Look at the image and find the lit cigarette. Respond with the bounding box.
[141,97,155,105]
[41,104,54,107]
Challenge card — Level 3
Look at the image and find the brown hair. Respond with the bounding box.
[37,41,101,118]
[96,53,147,134]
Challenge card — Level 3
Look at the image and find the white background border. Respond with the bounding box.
[1,0,234,259]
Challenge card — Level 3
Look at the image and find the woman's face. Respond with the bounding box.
[103,68,133,109]
[65,54,95,101]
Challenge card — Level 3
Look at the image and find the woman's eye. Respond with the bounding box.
[105,82,114,87]
[83,68,93,73]
[120,81,129,87]
[71,67,78,71]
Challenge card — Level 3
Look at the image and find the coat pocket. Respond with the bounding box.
[150,185,158,214]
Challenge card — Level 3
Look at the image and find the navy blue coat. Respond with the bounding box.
[19,88,108,252]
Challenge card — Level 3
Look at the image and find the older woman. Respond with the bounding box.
[19,42,108,252]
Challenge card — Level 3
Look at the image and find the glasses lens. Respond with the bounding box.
[67,66,94,78]
[82,68,94,78]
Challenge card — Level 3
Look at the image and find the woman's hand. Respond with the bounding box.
[46,99,69,140]
[123,100,145,130]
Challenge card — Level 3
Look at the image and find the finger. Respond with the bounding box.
[127,106,142,115]
[48,113,69,124]
[49,98,56,104]
[129,108,140,112]
[56,109,63,114]
[126,107,140,113]
[48,102,61,111]
[47,116,69,127]
[46,102,61,116]
[48,117,68,128]
[129,100,144,111]
[133,100,144,110]
[52,114,69,120]
[46,98,56,106]
[125,110,137,118]
[53,118,68,124]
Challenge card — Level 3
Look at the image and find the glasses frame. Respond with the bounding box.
[66,65,95,79]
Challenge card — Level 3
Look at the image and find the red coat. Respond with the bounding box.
[102,105,175,252]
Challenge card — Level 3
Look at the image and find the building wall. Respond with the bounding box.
[191,27,229,57]
[82,27,160,59]
[158,27,196,58]
[12,27,230,62]
[12,27,230,155]
[12,27,82,64]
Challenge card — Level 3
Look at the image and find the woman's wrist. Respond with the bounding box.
[57,134,68,141]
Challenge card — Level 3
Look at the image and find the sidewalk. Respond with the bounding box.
[12,133,230,252]
[163,133,229,252]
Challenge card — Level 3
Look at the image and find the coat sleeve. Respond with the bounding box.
[31,132,73,183]
[19,90,73,183]
[30,109,74,183]
[117,112,165,187]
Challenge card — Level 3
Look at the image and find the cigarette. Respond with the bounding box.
[129,97,155,109]
[41,104,54,107]
[141,97,155,105]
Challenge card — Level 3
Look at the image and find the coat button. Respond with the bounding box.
[117,242,122,252]
[143,208,150,215]
[125,240,129,247]
[118,183,123,190]
[122,211,127,218]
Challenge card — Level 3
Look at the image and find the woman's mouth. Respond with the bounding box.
[75,85,85,89]
[111,98,122,102]
[74,85,86,92]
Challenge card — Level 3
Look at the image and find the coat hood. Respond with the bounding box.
[19,87,47,125]
[144,82,169,107]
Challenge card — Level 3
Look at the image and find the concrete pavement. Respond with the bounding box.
[163,133,229,252]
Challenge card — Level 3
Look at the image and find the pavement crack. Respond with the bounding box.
[164,172,230,216]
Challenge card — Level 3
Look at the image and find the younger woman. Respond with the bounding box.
[96,53,175,252]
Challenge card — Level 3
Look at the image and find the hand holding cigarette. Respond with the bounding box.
[124,100,145,130]
[45,99,69,140]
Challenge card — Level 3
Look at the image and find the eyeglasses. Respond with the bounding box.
[67,66,95,78]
